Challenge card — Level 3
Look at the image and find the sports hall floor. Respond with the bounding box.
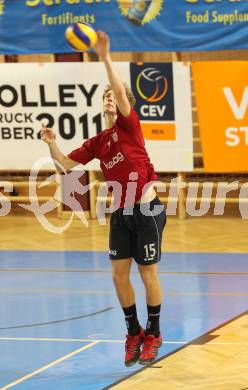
[0,215,248,389]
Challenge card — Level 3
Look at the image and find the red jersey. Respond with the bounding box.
[68,108,157,208]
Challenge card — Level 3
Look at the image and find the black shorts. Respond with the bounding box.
[109,197,166,265]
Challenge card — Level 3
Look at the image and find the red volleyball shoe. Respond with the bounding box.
[125,327,145,367]
[138,334,162,365]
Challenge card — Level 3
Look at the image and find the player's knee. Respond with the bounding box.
[112,270,130,286]
[139,266,158,287]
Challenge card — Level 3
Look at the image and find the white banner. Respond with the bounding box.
[0,62,193,171]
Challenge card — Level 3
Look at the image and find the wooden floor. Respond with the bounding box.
[113,312,248,390]
[1,215,248,253]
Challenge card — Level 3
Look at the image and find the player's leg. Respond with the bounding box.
[112,258,140,332]
[138,262,163,364]
[109,211,144,366]
[138,262,162,333]
[111,258,134,308]
[111,258,144,366]
[134,197,166,364]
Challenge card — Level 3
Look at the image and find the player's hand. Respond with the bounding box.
[94,31,110,60]
[40,124,55,144]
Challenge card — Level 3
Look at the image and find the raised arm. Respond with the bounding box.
[94,32,131,118]
[41,126,78,172]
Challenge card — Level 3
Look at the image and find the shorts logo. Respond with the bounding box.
[109,249,117,256]
[103,152,124,170]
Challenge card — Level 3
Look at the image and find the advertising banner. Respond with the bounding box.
[192,61,248,172]
[0,62,193,171]
[0,1,247,54]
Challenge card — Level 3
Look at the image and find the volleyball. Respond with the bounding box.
[65,23,97,52]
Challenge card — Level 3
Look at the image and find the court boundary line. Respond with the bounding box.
[102,309,248,389]
[0,337,186,344]
[0,337,247,346]
[1,341,99,390]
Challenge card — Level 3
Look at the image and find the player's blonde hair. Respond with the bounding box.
[102,84,136,107]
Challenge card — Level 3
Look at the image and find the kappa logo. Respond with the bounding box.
[111,132,118,142]
[103,152,124,170]
[109,249,117,256]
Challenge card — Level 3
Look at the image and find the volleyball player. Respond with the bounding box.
[41,32,166,366]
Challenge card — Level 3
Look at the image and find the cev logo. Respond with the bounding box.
[136,67,168,103]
